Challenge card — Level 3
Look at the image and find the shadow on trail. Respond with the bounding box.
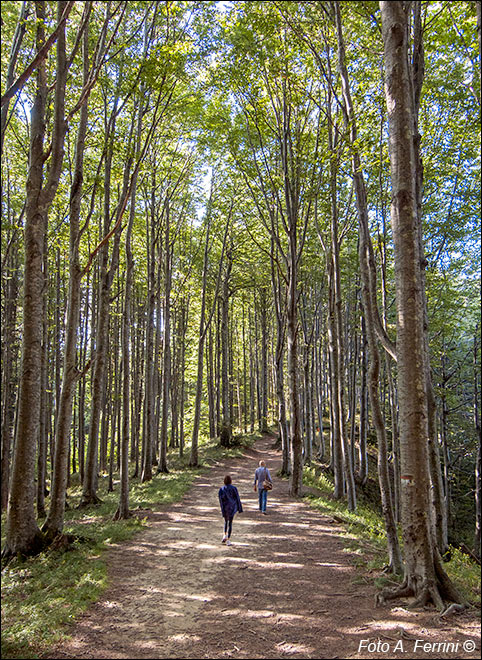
[45,434,480,660]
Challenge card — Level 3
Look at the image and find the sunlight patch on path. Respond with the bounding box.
[205,555,305,569]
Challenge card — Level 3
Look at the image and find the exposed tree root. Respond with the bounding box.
[376,579,412,607]
[409,582,444,611]
[1,530,47,567]
[376,559,470,612]
[77,493,103,508]
[47,532,80,552]
[439,603,468,618]
[1,528,87,568]
[113,508,132,521]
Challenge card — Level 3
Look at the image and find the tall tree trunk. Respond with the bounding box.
[473,327,481,559]
[44,12,91,536]
[327,268,343,497]
[410,2,448,557]
[141,176,157,482]
[4,1,69,558]
[114,99,142,518]
[379,0,465,609]
[220,247,233,448]
[1,249,19,511]
[357,317,368,485]
[259,287,269,433]
[249,309,255,433]
[335,0,400,569]
[207,324,216,440]
[286,231,302,497]
[271,238,289,474]
[178,299,188,456]
[190,189,213,466]
[36,232,49,520]
[315,325,325,462]
[80,89,119,503]
[157,198,172,474]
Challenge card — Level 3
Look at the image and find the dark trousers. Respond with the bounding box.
[224,517,233,538]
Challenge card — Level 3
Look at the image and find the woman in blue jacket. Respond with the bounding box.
[218,474,243,545]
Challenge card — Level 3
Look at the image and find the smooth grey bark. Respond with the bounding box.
[44,10,91,536]
[78,282,91,484]
[314,324,325,462]
[4,1,69,558]
[439,356,451,539]
[141,173,157,482]
[220,245,233,448]
[37,237,49,519]
[1,249,19,511]
[0,1,75,111]
[157,198,172,474]
[258,287,270,434]
[80,97,119,503]
[114,99,142,518]
[189,188,213,466]
[410,2,448,557]
[379,0,465,609]
[207,324,217,440]
[473,329,481,558]
[335,0,400,568]
[249,309,256,433]
[327,268,343,499]
[357,317,368,486]
[270,236,289,474]
[286,230,302,497]
[242,303,248,432]
[324,96,355,508]
[348,315,359,475]
[178,299,189,456]
[300,293,317,467]
[190,195,231,465]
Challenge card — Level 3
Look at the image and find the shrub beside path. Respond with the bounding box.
[46,435,480,659]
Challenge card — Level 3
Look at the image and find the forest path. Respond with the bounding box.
[47,434,479,660]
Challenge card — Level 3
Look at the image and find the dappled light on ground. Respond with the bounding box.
[45,435,480,660]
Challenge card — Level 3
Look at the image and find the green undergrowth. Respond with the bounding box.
[302,463,481,608]
[1,432,257,660]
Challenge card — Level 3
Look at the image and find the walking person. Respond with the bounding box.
[254,460,272,514]
[218,474,243,545]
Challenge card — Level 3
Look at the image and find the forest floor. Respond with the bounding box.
[44,434,480,660]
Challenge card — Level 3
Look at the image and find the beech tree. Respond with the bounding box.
[334,0,401,571]
[3,1,70,558]
[378,0,466,610]
[1,0,479,596]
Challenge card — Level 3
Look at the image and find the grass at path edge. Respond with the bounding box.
[302,463,481,610]
[1,435,256,660]
[3,433,479,658]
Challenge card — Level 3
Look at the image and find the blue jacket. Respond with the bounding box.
[218,484,243,519]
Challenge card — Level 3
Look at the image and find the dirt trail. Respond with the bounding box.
[46,435,480,659]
